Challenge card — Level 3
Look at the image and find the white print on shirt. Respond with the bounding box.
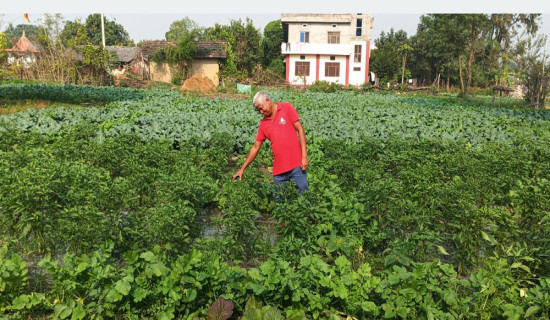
[279,117,286,125]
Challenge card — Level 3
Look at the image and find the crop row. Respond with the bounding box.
[1,88,550,149]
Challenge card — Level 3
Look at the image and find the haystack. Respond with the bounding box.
[181,74,216,94]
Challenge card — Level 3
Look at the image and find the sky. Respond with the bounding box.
[1,1,550,44]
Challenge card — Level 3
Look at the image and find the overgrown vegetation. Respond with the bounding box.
[0,84,549,319]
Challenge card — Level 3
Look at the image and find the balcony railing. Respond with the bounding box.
[281,42,351,55]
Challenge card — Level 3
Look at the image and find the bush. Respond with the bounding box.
[309,80,343,93]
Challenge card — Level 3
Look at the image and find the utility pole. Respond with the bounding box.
[100,13,106,48]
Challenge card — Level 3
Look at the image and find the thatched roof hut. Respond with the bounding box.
[105,46,141,63]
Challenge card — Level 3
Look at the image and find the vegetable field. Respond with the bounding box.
[1,84,549,319]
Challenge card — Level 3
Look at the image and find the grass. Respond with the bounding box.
[0,99,102,115]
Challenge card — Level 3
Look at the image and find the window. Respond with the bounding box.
[300,55,305,60]
[354,67,361,71]
[295,61,310,76]
[328,32,340,44]
[302,24,307,27]
[325,62,340,77]
[354,45,362,63]
[332,24,337,28]
[330,56,335,61]
[300,32,309,43]
[356,18,363,36]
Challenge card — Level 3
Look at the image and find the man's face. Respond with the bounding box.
[255,100,272,117]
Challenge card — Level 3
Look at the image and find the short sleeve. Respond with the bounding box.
[287,103,300,123]
[255,124,266,142]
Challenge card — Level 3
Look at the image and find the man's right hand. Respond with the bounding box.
[233,170,244,180]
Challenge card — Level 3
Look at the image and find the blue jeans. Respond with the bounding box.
[273,166,309,197]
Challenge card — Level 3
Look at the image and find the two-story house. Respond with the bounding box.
[281,13,374,86]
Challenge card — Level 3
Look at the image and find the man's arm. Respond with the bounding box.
[293,120,308,171]
[233,140,263,180]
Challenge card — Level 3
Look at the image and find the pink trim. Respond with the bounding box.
[345,56,350,85]
[365,41,370,83]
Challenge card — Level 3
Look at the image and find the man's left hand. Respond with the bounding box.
[301,158,309,171]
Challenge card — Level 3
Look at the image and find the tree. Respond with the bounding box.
[399,43,413,85]
[370,28,409,86]
[411,14,492,95]
[60,19,90,47]
[165,17,204,42]
[412,14,462,89]
[205,18,262,80]
[261,20,284,76]
[84,14,132,46]
[3,23,41,46]
[513,32,549,108]
[456,14,492,96]
[488,14,541,87]
[0,32,13,80]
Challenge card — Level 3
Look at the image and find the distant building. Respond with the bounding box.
[281,13,375,86]
[140,40,227,86]
[105,46,148,79]
[4,31,41,68]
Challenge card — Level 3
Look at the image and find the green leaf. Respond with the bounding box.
[75,262,88,274]
[436,245,449,255]
[133,287,148,302]
[361,301,376,312]
[71,304,86,320]
[443,290,458,306]
[185,289,197,302]
[501,304,523,320]
[140,251,156,262]
[150,262,166,277]
[158,311,174,320]
[262,306,284,320]
[10,295,30,310]
[242,308,261,320]
[245,296,263,310]
[115,279,131,296]
[524,305,540,318]
[54,304,72,319]
[334,255,351,271]
[105,288,122,302]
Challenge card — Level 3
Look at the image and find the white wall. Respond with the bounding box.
[288,54,317,85]
[318,55,346,85]
[7,53,37,68]
[349,41,368,85]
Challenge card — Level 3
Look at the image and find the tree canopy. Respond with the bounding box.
[165,17,204,42]
[261,20,284,76]
[85,14,132,46]
[204,18,262,80]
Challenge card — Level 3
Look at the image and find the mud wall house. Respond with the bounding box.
[140,40,227,86]
[4,31,41,68]
[191,41,227,86]
[105,46,148,79]
[281,13,374,86]
[140,41,177,83]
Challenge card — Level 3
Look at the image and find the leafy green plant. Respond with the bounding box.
[0,245,29,313]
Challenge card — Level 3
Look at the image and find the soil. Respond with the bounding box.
[181,74,216,94]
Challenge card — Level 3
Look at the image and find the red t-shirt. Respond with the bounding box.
[255,102,302,176]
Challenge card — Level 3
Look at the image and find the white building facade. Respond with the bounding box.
[281,13,374,86]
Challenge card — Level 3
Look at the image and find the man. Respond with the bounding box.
[232,91,309,194]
